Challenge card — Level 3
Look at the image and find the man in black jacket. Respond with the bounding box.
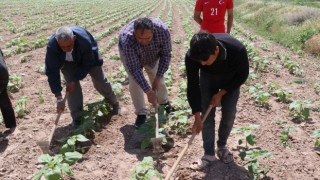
[45,26,119,126]
[0,49,17,131]
[185,31,249,168]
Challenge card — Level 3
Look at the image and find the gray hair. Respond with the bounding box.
[55,27,74,41]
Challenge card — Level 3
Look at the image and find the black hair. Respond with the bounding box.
[189,31,217,62]
[134,18,154,32]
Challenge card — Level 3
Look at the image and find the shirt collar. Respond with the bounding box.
[216,40,227,62]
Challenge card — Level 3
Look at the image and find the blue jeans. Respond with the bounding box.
[200,71,240,156]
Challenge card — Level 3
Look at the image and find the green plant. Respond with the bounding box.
[37,64,46,75]
[20,54,32,63]
[245,70,259,86]
[8,73,23,93]
[110,55,120,60]
[284,61,303,76]
[267,82,279,94]
[289,100,312,121]
[274,88,292,103]
[311,129,320,148]
[240,149,272,180]
[168,109,191,135]
[314,83,320,94]
[248,85,270,108]
[138,106,167,150]
[231,124,260,149]
[32,152,82,180]
[130,156,162,180]
[252,56,270,73]
[59,134,89,154]
[36,88,45,104]
[280,126,295,147]
[15,96,30,118]
[75,100,111,136]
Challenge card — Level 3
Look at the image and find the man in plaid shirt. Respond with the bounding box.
[119,17,174,128]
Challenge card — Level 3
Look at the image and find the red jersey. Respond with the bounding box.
[195,0,234,33]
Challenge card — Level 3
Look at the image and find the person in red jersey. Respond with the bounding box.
[194,0,234,34]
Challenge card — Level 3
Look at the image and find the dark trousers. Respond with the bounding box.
[0,87,16,128]
[200,71,240,156]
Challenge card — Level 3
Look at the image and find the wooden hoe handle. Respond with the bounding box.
[165,105,213,180]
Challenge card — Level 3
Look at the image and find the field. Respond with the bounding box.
[0,0,320,179]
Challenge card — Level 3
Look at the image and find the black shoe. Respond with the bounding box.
[71,119,81,129]
[134,115,146,129]
[111,102,121,115]
[161,102,175,114]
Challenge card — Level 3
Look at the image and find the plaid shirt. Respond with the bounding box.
[118,18,172,92]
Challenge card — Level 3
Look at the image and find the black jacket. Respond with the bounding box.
[45,26,102,96]
[185,33,249,114]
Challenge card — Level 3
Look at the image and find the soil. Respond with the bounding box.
[0,0,320,180]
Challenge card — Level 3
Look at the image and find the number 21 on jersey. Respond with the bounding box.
[211,8,218,16]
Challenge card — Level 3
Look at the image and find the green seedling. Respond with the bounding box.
[173,38,182,44]
[15,96,30,118]
[289,100,312,121]
[274,88,292,103]
[252,56,270,73]
[314,83,320,94]
[8,73,23,93]
[245,70,259,86]
[37,64,46,75]
[311,129,320,148]
[58,134,89,154]
[267,82,279,94]
[240,149,272,180]
[130,156,162,180]
[138,106,167,150]
[75,100,111,136]
[36,88,45,104]
[251,90,270,108]
[232,124,260,148]
[110,55,120,60]
[20,54,32,63]
[32,152,82,180]
[168,109,191,135]
[280,126,295,148]
[112,82,124,98]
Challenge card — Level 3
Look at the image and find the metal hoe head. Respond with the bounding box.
[37,140,53,154]
[151,137,164,153]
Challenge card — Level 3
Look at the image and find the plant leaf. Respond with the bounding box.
[64,151,82,165]
[38,154,52,163]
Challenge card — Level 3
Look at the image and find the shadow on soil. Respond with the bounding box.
[120,124,174,162]
[48,113,116,154]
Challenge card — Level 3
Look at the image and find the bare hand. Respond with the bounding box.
[210,90,226,107]
[56,98,65,113]
[152,77,161,91]
[66,81,76,94]
[146,90,157,105]
[192,112,202,134]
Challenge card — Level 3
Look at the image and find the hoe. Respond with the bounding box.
[151,103,164,153]
[37,92,68,154]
